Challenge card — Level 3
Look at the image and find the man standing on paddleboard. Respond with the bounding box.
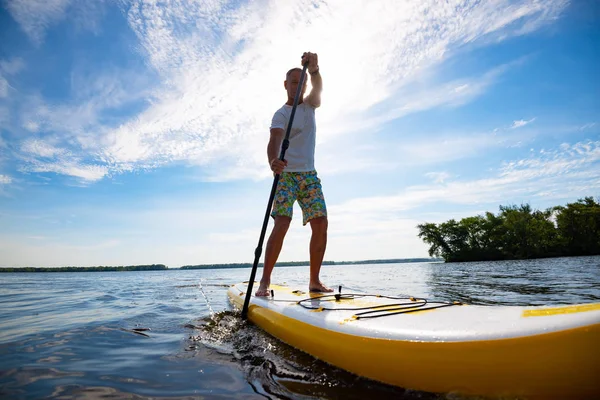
[255,52,333,297]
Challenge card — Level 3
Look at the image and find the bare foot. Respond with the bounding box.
[309,281,334,293]
[255,280,270,296]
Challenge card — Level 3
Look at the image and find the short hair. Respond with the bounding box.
[286,67,302,81]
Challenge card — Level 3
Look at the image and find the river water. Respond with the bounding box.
[1,256,599,399]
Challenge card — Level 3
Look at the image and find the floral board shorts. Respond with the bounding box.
[271,171,327,226]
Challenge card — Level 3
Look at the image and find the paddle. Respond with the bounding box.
[241,58,309,320]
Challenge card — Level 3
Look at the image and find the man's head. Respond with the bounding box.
[284,67,307,100]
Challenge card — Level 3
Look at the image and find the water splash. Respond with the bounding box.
[184,310,435,400]
[197,278,215,317]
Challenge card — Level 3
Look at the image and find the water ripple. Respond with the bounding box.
[1,257,598,399]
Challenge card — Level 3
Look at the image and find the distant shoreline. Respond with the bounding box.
[179,258,441,270]
[0,258,442,272]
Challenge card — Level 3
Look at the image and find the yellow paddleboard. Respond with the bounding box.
[229,282,600,400]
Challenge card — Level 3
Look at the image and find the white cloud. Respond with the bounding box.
[19,68,153,138]
[0,58,25,99]
[499,140,599,182]
[70,1,107,36]
[579,122,596,131]
[9,68,156,181]
[317,60,520,145]
[4,1,106,45]
[8,0,570,183]
[21,139,65,158]
[0,175,12,184]
[0,76,8,98]
[426,172,452,184]
[330,139,600,217]
[4,0,72,45]
[21,161,108,183]
[317,117,535,174]
[100,0,568,181]
[511,118,536,129]
[22,121,40,132]
[18,94,102,142]
[18,136,109,183]
[0,58,25,75]
[18,138,109,182]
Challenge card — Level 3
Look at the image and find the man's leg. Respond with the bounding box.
[297,172,331,293]
[257,172,295,296]
[308,216,332,292]
[256,216,291,296]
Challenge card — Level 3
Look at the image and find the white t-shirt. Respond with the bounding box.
[270,102,316,172]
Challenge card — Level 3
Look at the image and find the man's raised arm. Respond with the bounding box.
[303,52,322,108]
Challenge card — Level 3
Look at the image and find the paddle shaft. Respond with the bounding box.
[241,61,309,319]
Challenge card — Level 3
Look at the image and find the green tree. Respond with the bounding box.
[416,197,598,262]
[554,197,600,256]
[416,222,452,260]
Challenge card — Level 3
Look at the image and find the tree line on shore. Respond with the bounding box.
[0,264,168,273]
[417,197,600,262]
[1,258,441,273]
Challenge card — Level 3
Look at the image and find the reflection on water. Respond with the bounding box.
[0,256,598,399]
[426,256,600,306]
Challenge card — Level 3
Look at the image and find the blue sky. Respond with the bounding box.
[0,0,598,268]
